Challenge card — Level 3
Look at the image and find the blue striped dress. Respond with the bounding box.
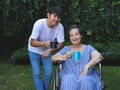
[58,45,102,90]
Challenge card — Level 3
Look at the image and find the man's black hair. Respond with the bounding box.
[47,6,63,18]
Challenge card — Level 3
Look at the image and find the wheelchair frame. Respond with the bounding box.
[53,61,62,90]
[53,62,105,90]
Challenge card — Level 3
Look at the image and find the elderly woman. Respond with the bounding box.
[52,25,103,90]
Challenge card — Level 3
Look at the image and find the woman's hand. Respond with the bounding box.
[65,51,72,60]
[78,65,89,77]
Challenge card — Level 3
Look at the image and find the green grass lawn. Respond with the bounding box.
[102,66,120,90]
[0,60,120,90]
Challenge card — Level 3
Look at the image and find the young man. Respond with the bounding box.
[28,6,64,90]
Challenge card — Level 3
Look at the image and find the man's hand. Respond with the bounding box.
[43,41,50,48]
[42,48,51,59]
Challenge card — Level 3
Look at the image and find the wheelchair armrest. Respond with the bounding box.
[57,60,64,70]
[98,62,103,80]
[57,60,64,64]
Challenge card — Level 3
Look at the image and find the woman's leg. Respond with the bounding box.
[61,74,77,90]
[61,75,96,90]
[42,53,53,90]
[29,51,44,90]
[78,76,96,90]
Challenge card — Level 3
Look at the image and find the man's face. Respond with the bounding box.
[47,13,61,27]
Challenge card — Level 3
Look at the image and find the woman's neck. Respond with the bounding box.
[72,44,82,48]
[71,44,84,52]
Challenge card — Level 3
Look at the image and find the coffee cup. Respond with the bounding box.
[72,52,80,61]
[50,41,58,48]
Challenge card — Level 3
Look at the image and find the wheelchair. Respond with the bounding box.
[53,61,62,90]
[53,61,105,90]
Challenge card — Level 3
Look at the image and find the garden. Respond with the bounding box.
[0,0,120,90]
[0,58,120,90]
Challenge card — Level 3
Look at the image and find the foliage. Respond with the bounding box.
[11,46,29,65]
[104,42,120,60]
[107,42,120,56]
[0,0,120,55]
[90,42,120,60]
[89,43,107,52]
[1,0,120,40]
[10,42,120,65]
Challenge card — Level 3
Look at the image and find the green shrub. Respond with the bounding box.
[11,42,120,65]
[108,42,120,56]
[90,43,107,52]
[11,46,29,65]
[89,42,120,60]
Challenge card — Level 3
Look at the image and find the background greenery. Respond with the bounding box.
[0,0,120,57]
[0,1,120,90]
[10,42,120,66]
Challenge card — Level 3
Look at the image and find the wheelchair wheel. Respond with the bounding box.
[53,70,60,90]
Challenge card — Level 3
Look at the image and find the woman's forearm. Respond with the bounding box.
[52,53,67,62]
[86,53,103,69]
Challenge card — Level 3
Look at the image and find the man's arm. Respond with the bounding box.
[30,38,50,48]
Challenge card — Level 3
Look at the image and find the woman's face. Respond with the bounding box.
[69,28,82,45]
[47,13,61,27]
